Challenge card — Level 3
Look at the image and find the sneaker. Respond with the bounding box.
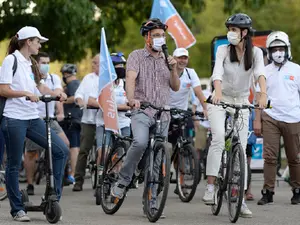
[72,183,83,192]
[111,183,126,199]
[13,210,30,222]
[26,184,34,196]
[202,185,214,205]
[257,189,274,205]
[240,202,252,218]
[291,188,300,205]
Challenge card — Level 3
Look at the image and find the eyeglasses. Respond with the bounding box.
[150,33,166,38]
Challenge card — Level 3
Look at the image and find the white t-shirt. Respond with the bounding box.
[169,68,201,110]
[75,73,99,125]
[212,45,265,98]
[37,74,62,118]
[256,61,300,123]
[192,89,211,128]
[0,50,40,120]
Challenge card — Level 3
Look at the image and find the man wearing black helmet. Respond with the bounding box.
[203,13,267,218]
[60,64,82,184]
[111,18,180,214]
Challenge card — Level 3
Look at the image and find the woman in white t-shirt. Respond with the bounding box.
[95,53,131,169]
[202,14,267,218]
[0,26,68,222]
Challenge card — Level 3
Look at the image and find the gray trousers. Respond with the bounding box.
[118,111,169,187]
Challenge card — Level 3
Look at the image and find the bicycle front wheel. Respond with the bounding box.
[143,141,171,223]
[176,144,200,202]
[100,140,127,214]
[227,144,245,223]
[0,172,7,201]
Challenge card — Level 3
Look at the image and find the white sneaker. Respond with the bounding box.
[240,202,252,218]
[202,185,215,205]
[13,210,30,222]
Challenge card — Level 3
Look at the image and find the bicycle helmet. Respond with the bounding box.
[111,52,126,65]
[266,31,291,60]
[60,64,77,75]
[225,13,252,29]
[140,18,168,36]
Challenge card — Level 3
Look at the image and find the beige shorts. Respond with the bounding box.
[25,120,63,152]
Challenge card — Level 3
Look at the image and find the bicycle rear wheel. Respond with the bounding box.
[176,144,199,202]
[211,150,228,215]
[0,172,7,201]
[227,144,245,223]
[143,141,170,223]
[100,140,127,214]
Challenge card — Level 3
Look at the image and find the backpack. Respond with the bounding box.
[0,54,18,124]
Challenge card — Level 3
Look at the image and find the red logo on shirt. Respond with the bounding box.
[290,75,294,81]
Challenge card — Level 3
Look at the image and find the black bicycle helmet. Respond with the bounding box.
[140,18,168,36]
[111,52,126,65]
[225,13,252,29]
[60,64,77,75]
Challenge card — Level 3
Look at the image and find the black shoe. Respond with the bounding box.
[26,184,34,196]
[257,189,274,205]
[174,186,179,195]
[72,183,83,192]
[291,188,300,205]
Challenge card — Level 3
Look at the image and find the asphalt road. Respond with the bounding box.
[0,174,299,225]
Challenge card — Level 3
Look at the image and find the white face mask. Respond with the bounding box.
[272,50,285,64]
[227,31,241,45]
[152,37,166,51]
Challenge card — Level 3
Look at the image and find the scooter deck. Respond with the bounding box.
[24,202,44,212]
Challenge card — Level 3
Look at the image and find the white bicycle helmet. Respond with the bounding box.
[266,31,291,60]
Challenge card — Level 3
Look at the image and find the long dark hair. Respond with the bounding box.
[7,36,42,84]
[229,29,253,71]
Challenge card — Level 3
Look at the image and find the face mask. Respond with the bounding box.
[272,50,285,64]
[115,67,126,79]
[40,64,50,75]
[62,76,67,84]
[227,31,241,45]
[152,37,166,51]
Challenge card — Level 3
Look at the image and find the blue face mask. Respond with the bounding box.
[40,64,50,75]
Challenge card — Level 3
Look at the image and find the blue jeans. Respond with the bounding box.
[0,129,5,166]
[1,117,69,217]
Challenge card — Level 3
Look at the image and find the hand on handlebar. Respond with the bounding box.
[25,92,39,102]
[212,92,222,105]
[128,99,140,109]
[58,92,67,102]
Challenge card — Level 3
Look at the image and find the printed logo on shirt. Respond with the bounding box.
[29,73,34,80]
[116,91,126,97]
[181,82,192,89]
[284,75,294,81]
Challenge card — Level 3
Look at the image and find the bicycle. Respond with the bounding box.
[0,151,7,201]
[100,102,171,223]
[207,97,271,223]
[169,108,204,202]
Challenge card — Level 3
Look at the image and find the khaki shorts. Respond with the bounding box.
[194,125,208,150]
[25,120,63,152]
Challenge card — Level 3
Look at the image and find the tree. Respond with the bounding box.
[0,0,265,62]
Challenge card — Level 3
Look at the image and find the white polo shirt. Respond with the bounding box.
[75,72,100,125]
[37,73,62,118]
[212,45,265,98]
[169,68,201,110]
[258,61,300,123]
[0,50,40,120]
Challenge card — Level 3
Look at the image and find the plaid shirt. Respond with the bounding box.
[126,47,171,118]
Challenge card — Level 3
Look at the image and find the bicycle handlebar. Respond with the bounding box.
[170,108,204,118]
[205,96,272,110]
[25,95,60,103]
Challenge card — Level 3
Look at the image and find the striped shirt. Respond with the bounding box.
[126,47,171,117]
